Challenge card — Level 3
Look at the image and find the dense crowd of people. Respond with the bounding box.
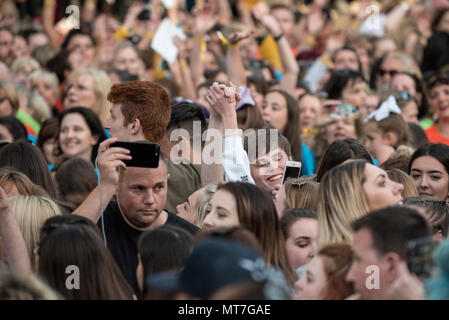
[0,0,449,301]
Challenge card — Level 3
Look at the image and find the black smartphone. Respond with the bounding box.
[407,236,436,278]
[110,141,160,168]
[127,34,141,45]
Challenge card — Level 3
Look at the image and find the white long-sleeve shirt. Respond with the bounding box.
[222,135,255,184]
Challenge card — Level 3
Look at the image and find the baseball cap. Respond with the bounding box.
[146,238,262,299]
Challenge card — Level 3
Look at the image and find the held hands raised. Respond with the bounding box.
[205,81,241,118]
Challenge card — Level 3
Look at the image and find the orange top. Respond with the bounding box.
[24,123,36,137]
[425,124,449,145]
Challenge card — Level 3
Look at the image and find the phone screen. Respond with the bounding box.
[282,165,301,184]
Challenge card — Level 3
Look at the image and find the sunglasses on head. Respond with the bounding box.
[39,217,89,241]
[426,71,449,89]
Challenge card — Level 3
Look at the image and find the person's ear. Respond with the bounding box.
[434,229,444,243]
[129,118,141,135]
[416,92,422,104]
[383,131,398,147]
[91,134,98,146]
[383,252,402,283]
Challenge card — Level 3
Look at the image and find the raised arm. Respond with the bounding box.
[0,187,31,274]
[384,2,411,36]
[216,0,233,25]
[252,7,299,96]
[173,37,197,100]
[190,3,218,88]
[227,30,256,87]
[207,83,255,184]
[42,0,61,48]
[82,0,98,28]
[73,138,131,223]
[201,90,225,186]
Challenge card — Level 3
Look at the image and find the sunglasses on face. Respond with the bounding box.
[378,69,399,77]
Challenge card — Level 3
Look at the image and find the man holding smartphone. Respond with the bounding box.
[74,81,199,297]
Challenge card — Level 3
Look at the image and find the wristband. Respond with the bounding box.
[274,33,284,42]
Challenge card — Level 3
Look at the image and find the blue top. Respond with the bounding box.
[301,143,316,176]
[28,134,37,145]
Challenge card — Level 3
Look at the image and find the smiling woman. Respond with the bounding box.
[56,107,107,164]
[317,161,404,248]
[63,68,112,124]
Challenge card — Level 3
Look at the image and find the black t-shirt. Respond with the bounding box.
[98,201,199,296]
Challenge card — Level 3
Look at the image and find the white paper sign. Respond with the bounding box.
[161,0,177,9]
[151,18,186,64]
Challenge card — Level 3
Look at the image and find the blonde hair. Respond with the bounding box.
[65,68,112,123]
[284,176,319,210]
[317,161,371,247]
[387,168,418,198]
[9,196,61,270]
[0,167,48,197]
[17,88,51,124]
[11,57,40,77]
[28,69,59,101]
[383,52,422,79]
[0,81,19,114]
[0,267,61,300]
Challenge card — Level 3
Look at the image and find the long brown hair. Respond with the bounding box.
[217,182,297,288]
[0,142,58,199]
[38,215,134,300]
[236,104,266,131]
[266,90,302,162]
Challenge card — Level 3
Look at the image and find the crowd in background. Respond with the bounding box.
[0,0,449,300]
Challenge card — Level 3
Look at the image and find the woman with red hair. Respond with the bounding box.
[294,243,354,300]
